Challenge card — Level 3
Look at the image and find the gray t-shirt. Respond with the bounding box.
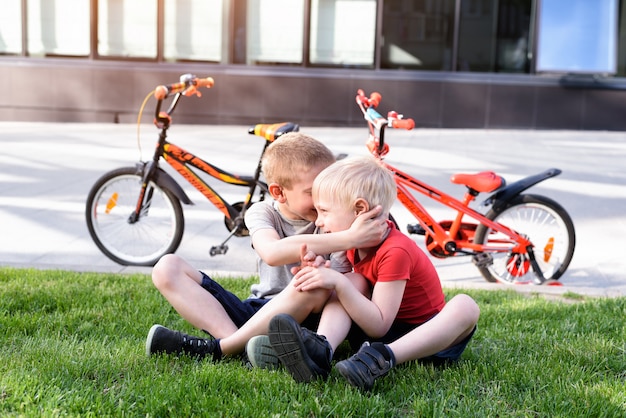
[244,200,351,299]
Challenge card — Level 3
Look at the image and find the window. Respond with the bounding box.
[381,0,455,70]
[457,0,531,73]
[164,0,224,62]
[246,0,305,64]
[98,0,157,58]
[536,0,618,74]
[27,0,90,56]
[309,0,377,67]
[0,0,22,54]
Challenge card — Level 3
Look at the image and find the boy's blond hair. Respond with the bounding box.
[262,132,335,189]
[313,155,396,214]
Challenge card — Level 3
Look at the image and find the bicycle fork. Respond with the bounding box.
[128,161,192,223]
[128,162,158,224]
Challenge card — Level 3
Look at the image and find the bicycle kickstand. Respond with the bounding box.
[527,247,547,285]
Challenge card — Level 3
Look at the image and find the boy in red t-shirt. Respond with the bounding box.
[267,155,480,390]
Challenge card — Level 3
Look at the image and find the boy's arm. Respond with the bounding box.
[336,279,406,338]
[291,264,406,338]
[251,206,386,266]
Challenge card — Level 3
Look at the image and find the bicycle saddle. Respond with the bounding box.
[450,171,505,193]
[249,122,299,141]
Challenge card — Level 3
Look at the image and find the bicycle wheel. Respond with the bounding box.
[85,167,184,266]
[474,194,575,284]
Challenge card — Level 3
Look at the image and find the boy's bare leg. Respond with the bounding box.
[316,272,371,351]
[387,294,480,364]
[152,254,239,338]
[219,284,331,355]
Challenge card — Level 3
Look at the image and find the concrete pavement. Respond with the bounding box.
[1,121,625,298]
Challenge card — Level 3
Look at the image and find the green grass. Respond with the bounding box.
[1,267,624,417]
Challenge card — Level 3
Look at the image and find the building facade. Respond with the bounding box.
[1,0,625,129]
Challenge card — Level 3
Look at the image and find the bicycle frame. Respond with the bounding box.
[390,164,531,254]
[159,135,266,222]
[130,92,267,231]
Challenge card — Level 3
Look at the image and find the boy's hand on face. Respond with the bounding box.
[349,205,388,248]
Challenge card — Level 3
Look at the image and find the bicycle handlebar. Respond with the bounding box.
[154,75,214,100]
[387,111,415,130]
[356,89,414,158]
[356,89,414,131]
[151,74,214,129]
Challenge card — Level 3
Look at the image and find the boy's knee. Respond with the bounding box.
[286,286,331,312]
[453,294,480,323]
[152,254,182,289]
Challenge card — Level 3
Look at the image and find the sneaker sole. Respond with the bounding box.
[145,324,164,356]
[246,335,281,370]
[268,314,317,383]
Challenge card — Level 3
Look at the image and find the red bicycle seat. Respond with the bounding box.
[450,171,504,193]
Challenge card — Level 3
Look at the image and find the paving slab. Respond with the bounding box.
[1,122,625,298]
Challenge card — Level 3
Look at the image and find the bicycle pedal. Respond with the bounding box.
[407,224,426,235]
[209,245,229,256]
[472,252,492,268]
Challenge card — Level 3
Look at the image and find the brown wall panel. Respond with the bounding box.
[534,88,585,130]
[582,89,626,130]
[1,59,626,130]
[441,82,488,128]
[487,84,536,129]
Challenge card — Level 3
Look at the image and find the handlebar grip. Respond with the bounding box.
[356,89,382,108]
[390,118,415,130]
[155,82,184,100]
[195,77,215,88]
[154,76,215,100]
[369,92,381,108]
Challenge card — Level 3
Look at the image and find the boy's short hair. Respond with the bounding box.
[313,155,396,214]
[262,132,335,189]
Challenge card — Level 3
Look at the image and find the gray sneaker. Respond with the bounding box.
[268,313,332,383]
[246,335,281,370]
[146,324,221,361]
[335,342,395,391]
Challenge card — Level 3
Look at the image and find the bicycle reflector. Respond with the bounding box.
[105,192,118,214]
[544,237,554,263]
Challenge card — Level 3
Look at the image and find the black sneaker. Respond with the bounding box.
[335,342,394,391]
[268,313,332,383]
[146,324,221,361]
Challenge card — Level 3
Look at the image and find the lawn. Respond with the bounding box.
[1,267,624,417]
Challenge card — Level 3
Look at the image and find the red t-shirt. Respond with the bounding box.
[347,225,445,325]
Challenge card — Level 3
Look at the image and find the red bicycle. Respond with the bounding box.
[356,89,575,285]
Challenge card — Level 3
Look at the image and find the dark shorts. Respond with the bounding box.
[200,272,320,332]
[200,272,269,328]
[348,319,477,366]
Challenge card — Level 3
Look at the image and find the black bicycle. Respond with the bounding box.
[86,74,298,266]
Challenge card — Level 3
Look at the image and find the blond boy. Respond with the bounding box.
[267,155,480,390]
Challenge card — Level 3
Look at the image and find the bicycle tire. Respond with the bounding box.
[474,194,575,284]
[85,166,184,266]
